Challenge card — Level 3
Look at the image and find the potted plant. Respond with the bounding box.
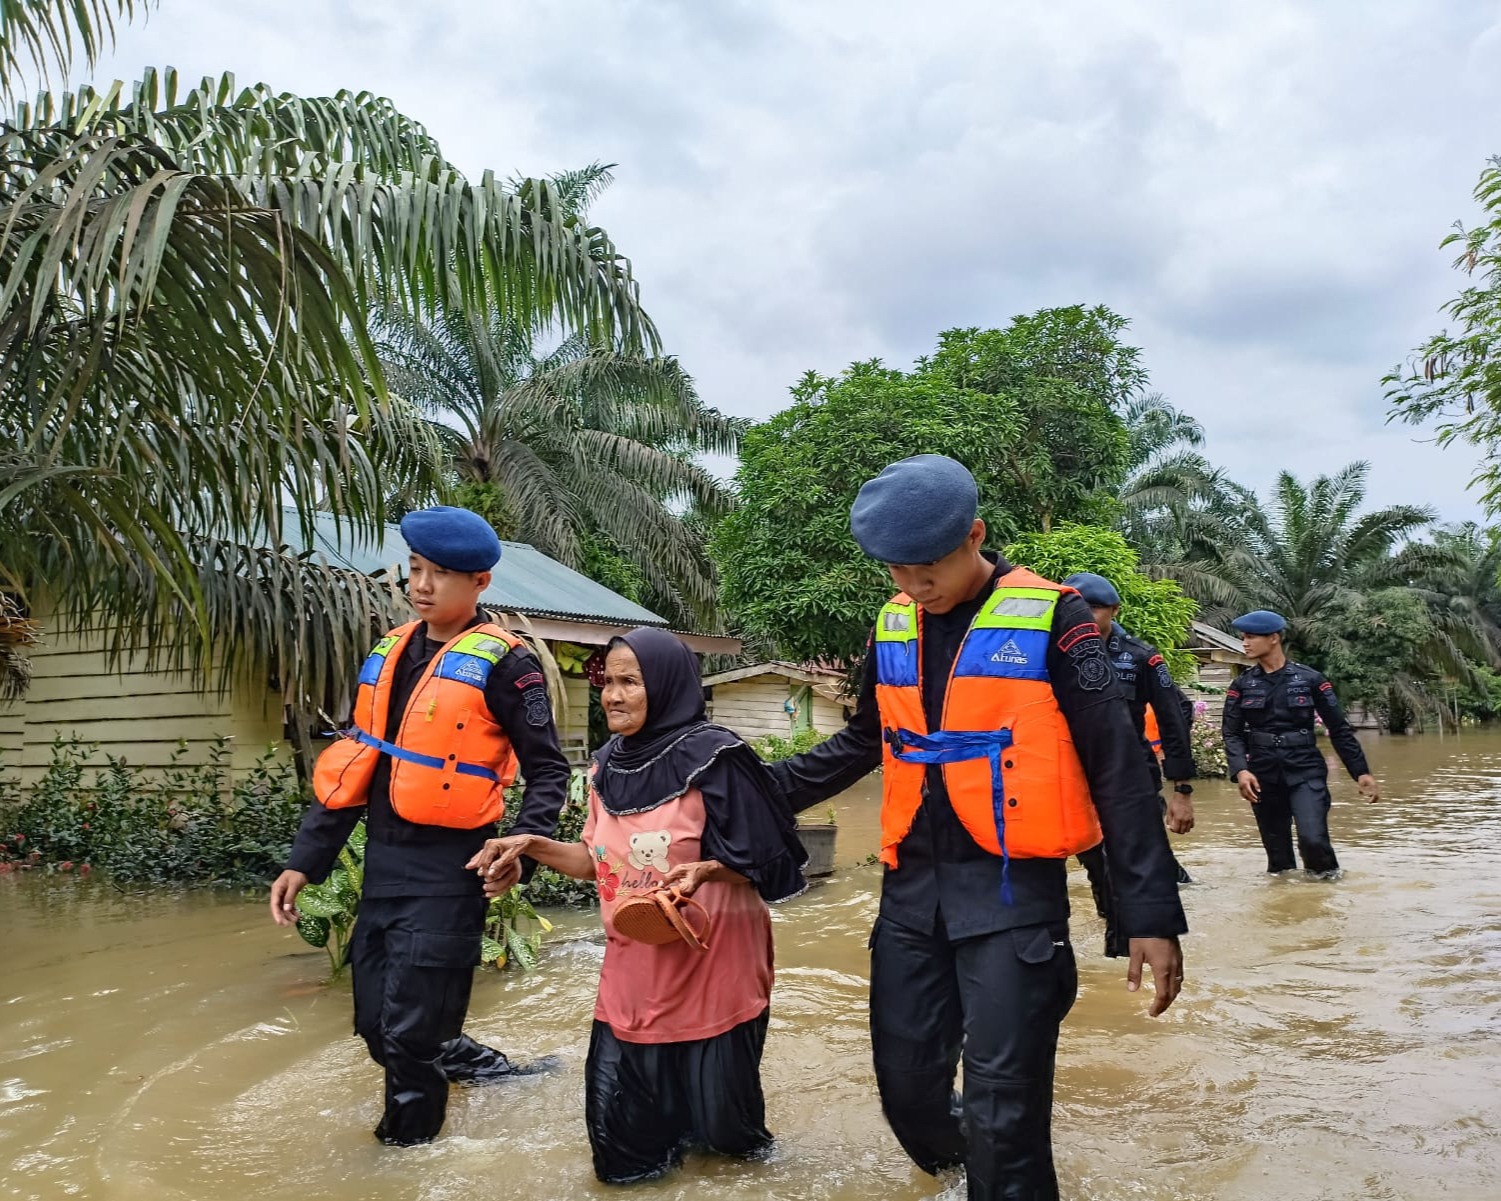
[795,804,838,878]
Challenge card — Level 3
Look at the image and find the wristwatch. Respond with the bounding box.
[1172,783,1194,796]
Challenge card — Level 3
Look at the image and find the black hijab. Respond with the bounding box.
[592,627,740,814]
[591,628,808,901]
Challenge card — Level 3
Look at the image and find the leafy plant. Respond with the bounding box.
[751,729,829,762]
[501,767,598,908]
[482,886,553,971]
[294,822,366,977]
[0,735,306,885]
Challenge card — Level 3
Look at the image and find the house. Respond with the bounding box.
[701,663,853,743]
[0,510,739,783]
[1180,620,1254,720]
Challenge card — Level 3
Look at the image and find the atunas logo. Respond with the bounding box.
[989,638,1030,666]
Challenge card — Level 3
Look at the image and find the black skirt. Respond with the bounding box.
[584,1010,773,1184]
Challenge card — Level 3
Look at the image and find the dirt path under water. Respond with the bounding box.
[3,730,1500,1200]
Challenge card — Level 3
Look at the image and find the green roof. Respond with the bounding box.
[283,508,668,629]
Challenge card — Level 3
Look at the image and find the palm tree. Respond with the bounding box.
[1,11,653,716]
[1213,462,1442,651]
[374,308,741,627]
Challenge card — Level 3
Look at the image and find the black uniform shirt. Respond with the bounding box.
[286,613,571,897]
[1107,622,1196,784]
[1222,661,1369,783]
[769,556,1187,942]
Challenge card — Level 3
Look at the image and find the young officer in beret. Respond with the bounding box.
[768,456,1186,1201]
[1223,609,1380,876]
[269,505,570,1145]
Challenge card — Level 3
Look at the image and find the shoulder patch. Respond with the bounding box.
[522,684,553,728]
[514,671,545,691]
[1063,627,1111,691]
[1319,681,1334,694]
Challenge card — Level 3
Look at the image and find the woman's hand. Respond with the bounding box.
[662,859,744,896]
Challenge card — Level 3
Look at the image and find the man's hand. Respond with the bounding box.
[1165,790,1195,834]
[661,860,722,896]
[1127,936,1183,1016]
[269,869,309,927]
[1356,773,1381,803]
[1236,770,1261,803]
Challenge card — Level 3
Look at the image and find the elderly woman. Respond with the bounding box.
[468,627,806,1184]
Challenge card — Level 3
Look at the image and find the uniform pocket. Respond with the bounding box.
[1011,924,1059,964]
[412,930,482,970]
[1239,693,1268,709]
[1287,687,1314,708]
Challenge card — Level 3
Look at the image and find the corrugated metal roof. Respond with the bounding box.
[280,508,669,629]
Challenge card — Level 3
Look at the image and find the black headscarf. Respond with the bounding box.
[592,628,808,902]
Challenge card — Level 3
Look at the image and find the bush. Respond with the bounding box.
[751,729,829,761]
[1189,717,1228,779]
[500,768,598,908]
[0,735,304,886]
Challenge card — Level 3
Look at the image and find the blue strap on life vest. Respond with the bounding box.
[349,728,501,783]
[886,726,1016,904]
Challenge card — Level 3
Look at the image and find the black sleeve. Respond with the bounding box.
[1222,677,1249,779]
[285,800,363,883]
[1049,594,1186,939]
[485,648,571,841]
[1140,644,1196,781]
[1311,672,1371,780]
[765,634,883,812]
[699,752,808,903]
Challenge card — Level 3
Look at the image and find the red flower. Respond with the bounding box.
[13,834,23,844]
[79,864,92,876]
[58,861,73,871]
[598,882,617,902]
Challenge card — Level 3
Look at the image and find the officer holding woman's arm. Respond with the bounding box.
[768,456,1185,1201]
[269,507,568,1146]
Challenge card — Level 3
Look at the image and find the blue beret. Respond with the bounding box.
[850,455,979,563]
[399,506,502,572]
[1062,572,1121,607]
[1232,609,1287,635]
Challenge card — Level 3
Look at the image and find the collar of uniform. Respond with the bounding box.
[409,610,487,656]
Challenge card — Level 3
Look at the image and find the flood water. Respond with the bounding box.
[4,730,1501,1200]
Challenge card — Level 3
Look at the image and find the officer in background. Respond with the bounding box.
[769,455,1185,1201]
[1222,609,1380,876]
[1061,573,1195,958]
[269,506,570,1145]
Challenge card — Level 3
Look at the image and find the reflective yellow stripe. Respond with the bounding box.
[971,587,1058,632]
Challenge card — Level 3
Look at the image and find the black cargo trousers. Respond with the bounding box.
[349,893,513,1144]
[869,915,1079,1201]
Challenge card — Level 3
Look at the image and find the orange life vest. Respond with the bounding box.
[873,567,1103,883]
[312,621,523,828]
[1144,705,1162,754]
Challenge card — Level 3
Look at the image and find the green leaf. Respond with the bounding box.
[480,936,506,966]
[295,887,348,919]
[296,913,330,948]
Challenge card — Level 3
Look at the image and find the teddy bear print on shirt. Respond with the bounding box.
[627,830,673,872]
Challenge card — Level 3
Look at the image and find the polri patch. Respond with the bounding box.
[522,685,552,727]
[1065,630,1111,691]
[514,671,545,691]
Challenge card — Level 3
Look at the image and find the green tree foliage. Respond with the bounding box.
[1003,525,1199,678]
[714,309,1143,664]
[1386,157,1501,511]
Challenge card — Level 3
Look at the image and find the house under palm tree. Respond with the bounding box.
[0,510,738,784]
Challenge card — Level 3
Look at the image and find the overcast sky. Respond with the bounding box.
[91,0,1501,523]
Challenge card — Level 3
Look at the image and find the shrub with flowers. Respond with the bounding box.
[1189,715,1228,779]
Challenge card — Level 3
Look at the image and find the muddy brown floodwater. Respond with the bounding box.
[4,730,1501,1200]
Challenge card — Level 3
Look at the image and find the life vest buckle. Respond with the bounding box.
[883,727,905,755]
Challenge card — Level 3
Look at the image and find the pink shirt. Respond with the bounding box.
[583,780,774,1044]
